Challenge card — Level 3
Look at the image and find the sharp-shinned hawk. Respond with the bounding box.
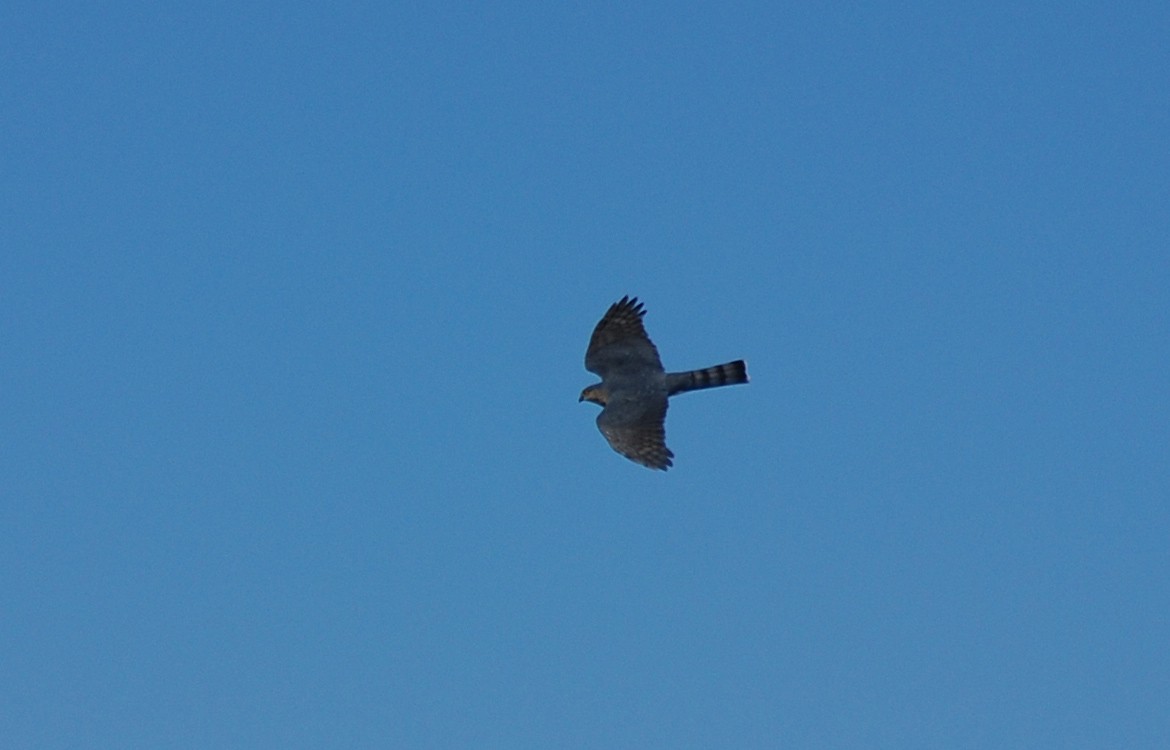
[579,296,748,470]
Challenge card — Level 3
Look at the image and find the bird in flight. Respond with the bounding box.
[579,296,748,470]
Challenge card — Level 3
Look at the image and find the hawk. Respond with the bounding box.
[579,296,748,470]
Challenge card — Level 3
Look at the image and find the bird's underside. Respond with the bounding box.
[579,296,748,470]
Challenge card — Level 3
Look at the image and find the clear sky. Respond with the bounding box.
[3,2,1168,748]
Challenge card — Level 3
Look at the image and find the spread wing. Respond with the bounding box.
[584,296,664,378]
[596,394,674,470]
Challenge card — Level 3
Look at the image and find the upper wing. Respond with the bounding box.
[596,394,674,470]
[584,296,664,377]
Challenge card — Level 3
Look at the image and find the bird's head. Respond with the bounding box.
[579,384,608,406]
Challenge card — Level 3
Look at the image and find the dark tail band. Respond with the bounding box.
[666,360,748,396]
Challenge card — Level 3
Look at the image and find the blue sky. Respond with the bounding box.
[3,2,1168,747]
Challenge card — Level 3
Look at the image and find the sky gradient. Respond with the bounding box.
[3,2,1168,748]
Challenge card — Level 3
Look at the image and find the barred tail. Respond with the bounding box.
[666,360,749,396]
